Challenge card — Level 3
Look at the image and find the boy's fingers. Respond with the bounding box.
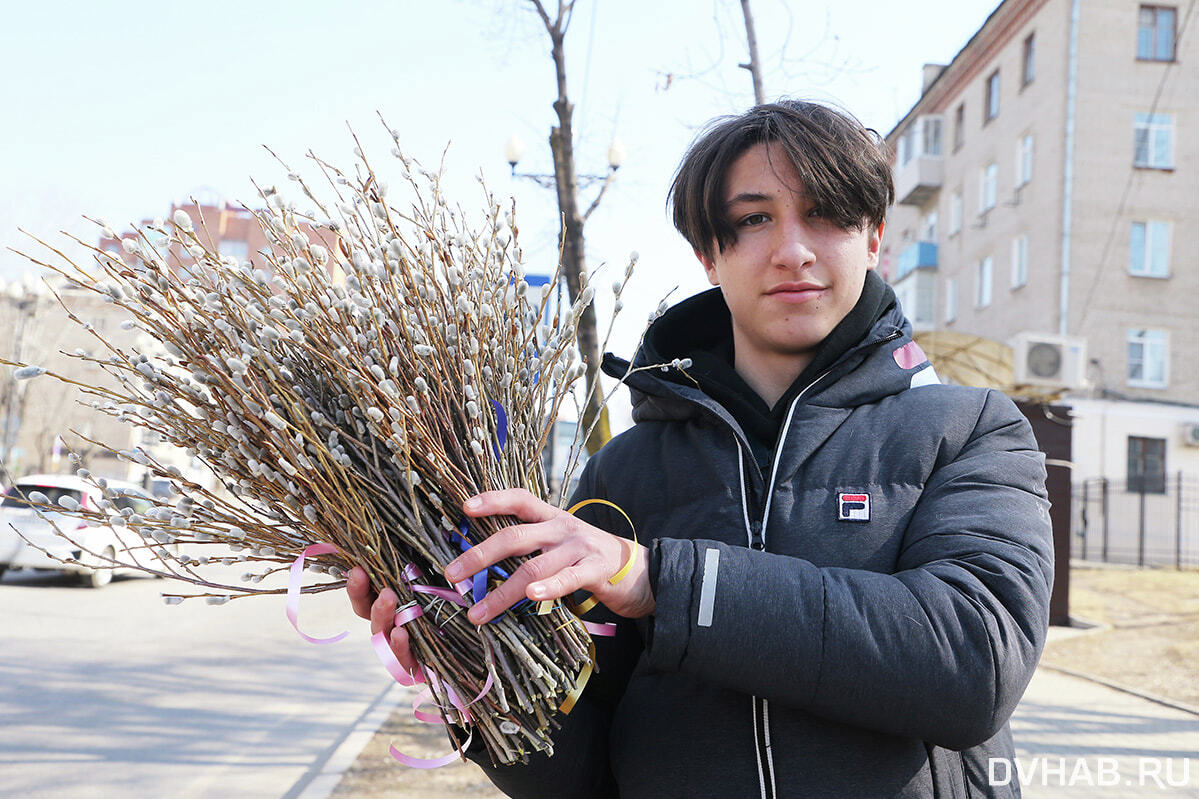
[527,562,593,604]
[465,547,581,623]
[370,588,399,636]
[346,566,376,620]
[445,520,556,583]
[388,625,418,674]
[462,488,556,523]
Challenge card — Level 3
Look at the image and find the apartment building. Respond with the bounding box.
[2,199,333,483]
[884,0,1199,487]
[98,199,334,278]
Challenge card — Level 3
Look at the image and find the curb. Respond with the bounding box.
[285,681,402,799]
[1037,662,1199,717]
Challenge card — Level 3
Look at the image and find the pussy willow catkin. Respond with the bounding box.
[5,128,633,765]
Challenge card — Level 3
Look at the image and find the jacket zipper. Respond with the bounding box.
[736,369,832,799]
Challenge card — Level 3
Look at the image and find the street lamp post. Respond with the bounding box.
[503,132,624,456]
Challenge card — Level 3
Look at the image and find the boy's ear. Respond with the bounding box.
[865,221,885,270]
[695,247,720,286]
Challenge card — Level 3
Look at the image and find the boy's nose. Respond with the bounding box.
[772,223,816,269]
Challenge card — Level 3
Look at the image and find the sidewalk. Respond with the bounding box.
[1010,667,1199,798]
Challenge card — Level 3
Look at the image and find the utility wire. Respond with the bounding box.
[1076,0,1195,330]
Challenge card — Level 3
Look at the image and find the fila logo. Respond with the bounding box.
[838,493,870,522]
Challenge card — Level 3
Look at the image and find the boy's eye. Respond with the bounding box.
[807,207,824,218]
[737,212,769,227]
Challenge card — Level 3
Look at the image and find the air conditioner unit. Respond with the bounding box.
[1182,423,1199,448]
[1010,332,1087,390]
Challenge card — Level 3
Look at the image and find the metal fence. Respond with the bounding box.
[1071,473,1199,568]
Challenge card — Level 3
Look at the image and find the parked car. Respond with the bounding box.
[0,474,162,588]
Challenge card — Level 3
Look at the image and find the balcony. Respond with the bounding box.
[895,156,943,206]
[895,241,938,281]
[893,114,944,206]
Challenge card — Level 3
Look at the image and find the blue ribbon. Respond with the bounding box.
[452,519,529,617]
[490,400,507,461]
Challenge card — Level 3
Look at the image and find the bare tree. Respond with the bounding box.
[525,0,617,455]
[739,0,766,104]
[657,1,867,107]
[0,291,49,475]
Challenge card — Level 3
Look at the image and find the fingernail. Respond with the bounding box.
[529,585,547,599]
[445,562,462,581]
[465,496,481,509]
[468,605,486,624]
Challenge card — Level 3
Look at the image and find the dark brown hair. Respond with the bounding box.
[669,100,894,260]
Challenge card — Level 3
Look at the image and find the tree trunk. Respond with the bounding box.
[545,18,611,455]
[739,0,766,104]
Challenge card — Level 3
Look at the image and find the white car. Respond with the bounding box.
[0,473,162,588]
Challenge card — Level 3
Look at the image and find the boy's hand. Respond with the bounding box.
[346,566,419,674]
[449,488,654,624]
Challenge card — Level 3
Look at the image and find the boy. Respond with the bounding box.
[349,100,1053,797]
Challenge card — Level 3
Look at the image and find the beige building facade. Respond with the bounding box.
[2,200,334,486]
[884,0,1199,486]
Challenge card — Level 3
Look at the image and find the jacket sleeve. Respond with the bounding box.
[645,389,1054,751]
[464,459,641,798]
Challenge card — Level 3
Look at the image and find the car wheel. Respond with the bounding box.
[84,547,116,589]
[0,563,8,581]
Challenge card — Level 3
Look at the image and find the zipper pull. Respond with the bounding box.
[750,520,765,550]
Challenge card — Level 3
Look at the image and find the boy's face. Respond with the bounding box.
[696,141,882,376]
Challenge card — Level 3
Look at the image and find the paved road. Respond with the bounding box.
[1012,669,1199,798]
[0,565,389,798]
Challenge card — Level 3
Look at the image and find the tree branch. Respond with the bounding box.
[739,0,766,104]
[582,170,615,223]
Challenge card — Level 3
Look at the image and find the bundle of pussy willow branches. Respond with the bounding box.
[6,126,640,765]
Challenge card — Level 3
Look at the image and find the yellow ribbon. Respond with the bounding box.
[538,498,639,617]
[539,497,639,713]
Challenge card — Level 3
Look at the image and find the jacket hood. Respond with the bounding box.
[602,276,929,427]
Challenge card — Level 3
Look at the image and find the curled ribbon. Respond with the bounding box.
[285,543,349,644]
[282,393,638,768]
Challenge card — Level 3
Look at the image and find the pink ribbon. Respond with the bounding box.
[583,621,616,637]
[413,584,472,606]
[385,652,497,769]
[287,551,545,770]
[388,736,472,769]
[286,543,349,644]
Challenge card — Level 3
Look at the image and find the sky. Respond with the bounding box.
[1,0,1002,425]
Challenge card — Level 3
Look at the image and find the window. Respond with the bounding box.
[979,163,998,214]
[1016,134,1034,186]
[1022,33,1036,85]
[1134,113,1174,168]
[899,116,943,166]
[1138,6,1176,61]
[985,71,1001,121]
[976,257,993,307]
[1127,436,1166,494]
[922,117,943,157]
[945,277,958,322]
[1129,220,1171,277]
[1127,328,1167,387]
[920,211,938,242]
[218,238,249,261]
[897,125,915,167]
[953,103,965,151]
[1,486,83,509]
[1011,235,1028,288]
[949,190,963,235]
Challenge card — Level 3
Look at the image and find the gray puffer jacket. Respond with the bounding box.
[472,292,1054,799]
